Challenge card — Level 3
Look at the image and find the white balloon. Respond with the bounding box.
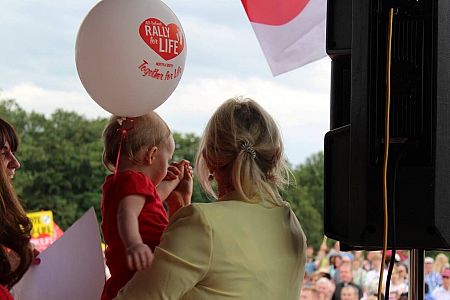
[75,0,187,117]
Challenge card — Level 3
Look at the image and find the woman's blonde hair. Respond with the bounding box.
[102,112,171,172]
[196,97,291,205]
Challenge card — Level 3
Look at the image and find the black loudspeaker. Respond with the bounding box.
[324,0,450,250]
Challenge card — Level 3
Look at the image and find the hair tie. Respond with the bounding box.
[114,117,135,178]
[116,117,127,126]
[241,142,256,159]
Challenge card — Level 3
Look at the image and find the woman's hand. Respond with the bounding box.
[125,242,154,271]
[166,161,193,218]
[176,160,193,203]
[1,242,39,273]
[30,242,41,265]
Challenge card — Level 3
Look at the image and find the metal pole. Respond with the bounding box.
[409,249,424,300]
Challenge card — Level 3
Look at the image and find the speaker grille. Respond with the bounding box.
[371,1,433,165]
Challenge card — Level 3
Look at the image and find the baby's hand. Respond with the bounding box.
[176,161,193,204]
[125,243,153,271]
[163,163,182,181]
[166,161,193,217]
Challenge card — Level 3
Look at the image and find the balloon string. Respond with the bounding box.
[113,130,126,179]
[113,118,135,179]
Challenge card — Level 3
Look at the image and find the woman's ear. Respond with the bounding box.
[144,146,158,164]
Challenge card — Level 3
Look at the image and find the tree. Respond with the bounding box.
[294,152,324,215]
[172,132,199,163]
[0,101,108,229]
[284,152,325,249]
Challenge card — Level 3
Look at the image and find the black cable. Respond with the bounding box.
[385,144,408,298]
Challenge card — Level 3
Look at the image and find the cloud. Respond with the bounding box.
[1,76,329,165]
[157,76,330,164]
[1,83,107,119]
[159,77,328,127]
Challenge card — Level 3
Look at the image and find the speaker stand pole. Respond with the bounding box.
[409,249,424,300]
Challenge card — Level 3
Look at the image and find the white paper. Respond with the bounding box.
[13,207,106,300]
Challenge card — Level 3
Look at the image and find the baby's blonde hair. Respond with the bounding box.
[196,97,291,205]
[102,112,171,172]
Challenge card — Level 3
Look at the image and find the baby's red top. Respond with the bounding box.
[100,170,168,300]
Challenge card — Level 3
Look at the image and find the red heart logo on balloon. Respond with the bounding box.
[139,18,185,61]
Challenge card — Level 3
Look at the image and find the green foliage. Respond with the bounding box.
[172,132,211,204]
[0,100,108,229]
[293,152,324,215]
[0,99,324,243]
[172,132,199,163]
[284,152,324,249]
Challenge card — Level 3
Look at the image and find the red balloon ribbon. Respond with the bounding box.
[113,118,135,179]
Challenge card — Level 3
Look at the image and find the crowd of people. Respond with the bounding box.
[300,241,450,300]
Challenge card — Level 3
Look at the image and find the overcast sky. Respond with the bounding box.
[0,0,331,166]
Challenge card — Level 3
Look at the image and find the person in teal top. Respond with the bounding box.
[115,97,307,300]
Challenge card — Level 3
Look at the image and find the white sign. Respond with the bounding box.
[13,208,105,300]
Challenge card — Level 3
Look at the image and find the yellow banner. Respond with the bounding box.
[27,210,54,238]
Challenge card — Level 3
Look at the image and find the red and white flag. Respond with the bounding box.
[242,0,327,76]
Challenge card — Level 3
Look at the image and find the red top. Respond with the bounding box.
[0,285,13,300]
[100,171,168,300]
